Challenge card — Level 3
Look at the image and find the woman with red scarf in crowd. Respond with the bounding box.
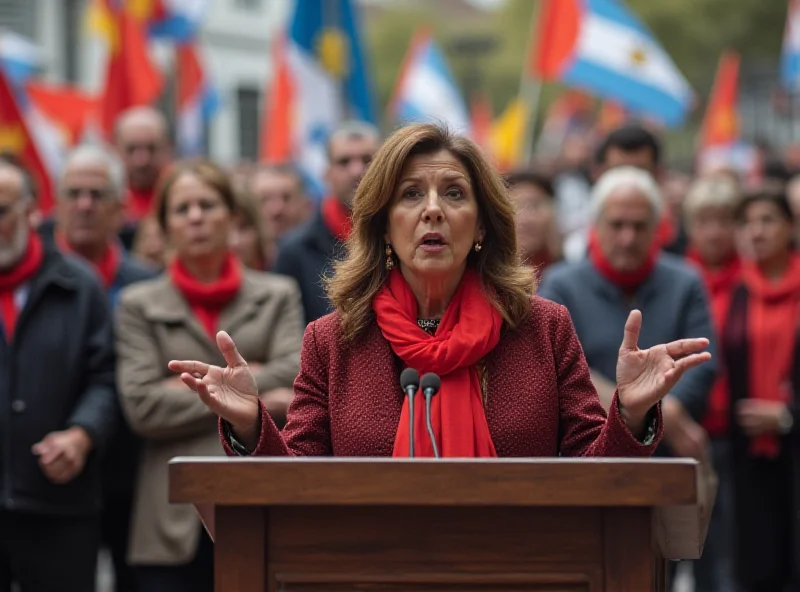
[724,186,800,592]
[115,161,304,592]
[683,174,742,592]
[170,125,712,473]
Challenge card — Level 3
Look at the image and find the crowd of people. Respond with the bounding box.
[0,103,798,592]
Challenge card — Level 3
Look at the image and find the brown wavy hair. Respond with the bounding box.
[326,123,535,342]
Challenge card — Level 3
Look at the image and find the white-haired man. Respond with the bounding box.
[46,144,155,592]
[0,157,116,590]
[539,166,716,462]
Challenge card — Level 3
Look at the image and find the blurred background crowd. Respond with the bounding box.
[2,0,800,591]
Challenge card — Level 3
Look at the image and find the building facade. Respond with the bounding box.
[0,0,289,165]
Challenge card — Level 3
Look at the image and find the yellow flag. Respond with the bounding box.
[84,0,118,49]
[489,98,527,171]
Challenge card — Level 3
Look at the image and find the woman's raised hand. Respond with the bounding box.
[616,310,711,425]
[168,332,260,442]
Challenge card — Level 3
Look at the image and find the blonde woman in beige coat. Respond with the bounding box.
[115,161,303,592]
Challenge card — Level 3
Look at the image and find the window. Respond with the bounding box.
[237,86,260,160]
[0,0,36,38]
[64,0,82,82]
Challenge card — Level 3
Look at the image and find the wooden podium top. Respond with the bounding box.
[170,457,712,563]
[169,456,698,507]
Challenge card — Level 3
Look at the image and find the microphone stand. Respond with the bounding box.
[408,387,416,458]
[424,388,440,458]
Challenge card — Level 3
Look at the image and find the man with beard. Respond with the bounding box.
[274,121,380,323]
[0,158,116,591]
[49,145,155,592]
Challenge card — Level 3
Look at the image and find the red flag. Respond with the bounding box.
[26,82,98,146]
[530,0,581,80]
[0,70,55,212]
[469,92,492,152]
[701,51,740,147]
[260,33,293,163]
[99,1,163,138]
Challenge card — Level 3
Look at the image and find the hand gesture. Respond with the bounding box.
[736,399,789,436]
[168,331,260,444]
[616,310,711,423]
[32,427,92,484]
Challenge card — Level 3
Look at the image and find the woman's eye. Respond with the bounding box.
[445,187,464,198]
[403,188,422,198]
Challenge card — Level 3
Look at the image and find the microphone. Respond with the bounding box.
[400,368,420,457]
[420,372,441,458]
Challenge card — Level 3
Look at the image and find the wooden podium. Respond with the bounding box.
[169,457,709,592]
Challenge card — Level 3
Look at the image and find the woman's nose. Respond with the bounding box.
[422,190,444,221]
[187,204,204,222]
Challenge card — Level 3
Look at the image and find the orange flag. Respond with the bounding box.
[530,0,580,80]
[26,82,98,146]
[469,92,492,152]
[260,33,293,163]
[0,70,55,212]
[95,0,163,138]
[700,51,740,147]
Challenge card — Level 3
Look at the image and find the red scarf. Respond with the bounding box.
[55,232,121,289]
[321,196,352,242]
[373,268,501,458]
[0,231,44,342]
[170,253,243,340]
[126,187,155,221]
[685,248,742,437]
[741,254,800,458]
[588,229,658,292]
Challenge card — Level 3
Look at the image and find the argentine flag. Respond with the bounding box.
[535,0,693,127]
[391,31,470,135]
[0,28,42,85]
[277,0,376,198]
[782,0,800,92]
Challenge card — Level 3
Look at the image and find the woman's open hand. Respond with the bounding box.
[616,310,711,425]
[168,331,260,441]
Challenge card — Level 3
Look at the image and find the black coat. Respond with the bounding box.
[0,247,117,516]
[724,284,800,589]
[273,205,344,324]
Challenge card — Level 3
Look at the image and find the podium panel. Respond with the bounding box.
[170,458,707,592]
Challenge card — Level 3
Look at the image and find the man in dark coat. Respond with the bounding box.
[0,159,117,591]
[274,121,380,323]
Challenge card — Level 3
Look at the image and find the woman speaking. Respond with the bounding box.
[170,124,711,458]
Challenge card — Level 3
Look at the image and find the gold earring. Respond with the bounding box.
[474,241,482,253]
[385,244,395,270]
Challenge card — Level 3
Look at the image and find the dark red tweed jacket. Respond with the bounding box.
[220,296,662,457]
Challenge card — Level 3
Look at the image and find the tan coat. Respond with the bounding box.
[115,270,304,565]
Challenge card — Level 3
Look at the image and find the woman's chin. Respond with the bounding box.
[402,259,465,281]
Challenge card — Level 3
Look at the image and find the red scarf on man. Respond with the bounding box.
[0,231,44,342]
[55,232,121,289]
[321,196,352,242]
[587,229,659,292]
[741,254,800,458]
[373,268,501,458]
[685,248,742,437]
[170,252,243,340]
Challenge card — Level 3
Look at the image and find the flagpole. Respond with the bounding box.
[519,0,543,166]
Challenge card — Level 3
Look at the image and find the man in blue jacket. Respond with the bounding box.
[0,158,117,591]
[539,165,716,461]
